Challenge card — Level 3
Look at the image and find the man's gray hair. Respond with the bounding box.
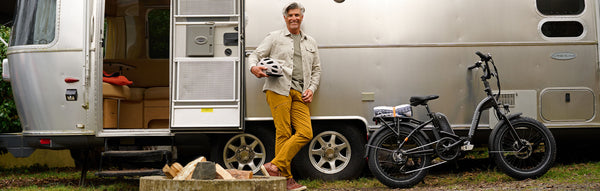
[282,2,305,16]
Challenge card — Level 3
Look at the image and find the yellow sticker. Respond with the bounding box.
[201,108,213,112]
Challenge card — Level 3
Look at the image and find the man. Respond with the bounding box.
[248,2,321,191]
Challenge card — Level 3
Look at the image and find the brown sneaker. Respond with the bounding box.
[263,162,281,176]
[287,178,307,191]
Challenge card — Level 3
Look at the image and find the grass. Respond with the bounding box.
[300,177,386,189]
[541,162,600,184]
[0,164,138,191]
[2,183,138,191]
[298,161,600,190]
[1,161,599,190]
[1,165,89,179]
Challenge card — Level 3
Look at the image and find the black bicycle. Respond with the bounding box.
[366,52,557,188]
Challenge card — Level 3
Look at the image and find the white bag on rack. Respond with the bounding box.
[373,104,412,117]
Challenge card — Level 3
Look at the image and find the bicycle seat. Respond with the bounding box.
[409,95,439,106]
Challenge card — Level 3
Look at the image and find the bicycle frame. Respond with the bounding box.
[375,55,527,157]
[367,52,557,187]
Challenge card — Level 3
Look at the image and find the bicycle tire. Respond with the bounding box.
[489,116,556,179]
[367,126,430,188]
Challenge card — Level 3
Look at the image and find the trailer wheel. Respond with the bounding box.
[213,127,274,174]
[294,125,366,180]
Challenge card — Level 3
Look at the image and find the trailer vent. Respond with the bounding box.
[496,93,516,107]
[178,0,236,16]
[176,60,236,101]
[489,90,537,129]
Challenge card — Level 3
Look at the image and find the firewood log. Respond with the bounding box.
[226,169,253,179]
[214,164,234,180]
[173,156,206,180]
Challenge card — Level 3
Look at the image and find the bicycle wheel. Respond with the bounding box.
[489,116,556,180]
[367,127,430,188]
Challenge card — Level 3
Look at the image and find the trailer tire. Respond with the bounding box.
[211,127,275,174]
[294,125,366,180]
[210,134,232,166]
[247,126,276,165]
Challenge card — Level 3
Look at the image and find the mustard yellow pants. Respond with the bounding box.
[266,89,313,179]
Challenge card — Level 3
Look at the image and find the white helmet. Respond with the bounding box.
[258,58,283,77]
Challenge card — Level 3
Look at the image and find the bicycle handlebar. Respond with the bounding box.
[468,51,494,80]
[475,51,491,62]
[469,51,501,98]
[467,61,482,70]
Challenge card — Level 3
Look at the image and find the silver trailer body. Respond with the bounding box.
[5,0,597,140]
[7,0,103,136]
[0,0,597,180]
[245,0,599,130]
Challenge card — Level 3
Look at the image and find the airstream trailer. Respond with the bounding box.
[0,0,597,182]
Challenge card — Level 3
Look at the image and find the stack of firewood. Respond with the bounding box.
[162,156,254,180]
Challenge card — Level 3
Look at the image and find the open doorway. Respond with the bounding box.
[101,0,170,130]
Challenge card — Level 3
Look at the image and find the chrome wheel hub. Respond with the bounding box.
[224,134,266,173]
[309,131,351,174]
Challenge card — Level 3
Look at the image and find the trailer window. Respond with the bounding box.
[537,0,584,15]
[541,21,584,37]
[148,9,169,59]
[10,0,57,46]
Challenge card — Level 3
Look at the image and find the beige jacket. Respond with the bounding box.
[248,29,321,96]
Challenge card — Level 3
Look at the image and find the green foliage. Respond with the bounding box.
[147,9,170,59]
[0,25,21,133]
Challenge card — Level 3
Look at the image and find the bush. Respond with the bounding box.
[0,25,21,133]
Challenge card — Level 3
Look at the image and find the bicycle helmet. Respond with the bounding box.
[258,58,283,77]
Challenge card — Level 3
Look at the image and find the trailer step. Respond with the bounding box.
[96,138,174,178]
[102,150,171,157]
[101,150,171,163]
[95,169,163,177]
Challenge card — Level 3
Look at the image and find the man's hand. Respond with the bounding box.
[302,89,314,103]
[251,66,268,78]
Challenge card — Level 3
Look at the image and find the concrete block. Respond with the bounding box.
[140,176,287,191]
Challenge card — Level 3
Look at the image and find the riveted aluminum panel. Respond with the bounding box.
[244,0,600,129]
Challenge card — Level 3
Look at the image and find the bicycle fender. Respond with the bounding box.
[490,113,522,138]
[364,122,430,159]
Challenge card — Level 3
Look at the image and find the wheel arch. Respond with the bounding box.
[244,120,276,133]
[244,116,369,141]
[311,117,369,141]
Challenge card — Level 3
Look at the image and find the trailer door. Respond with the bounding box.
[7,0,102,135]
[170,0,244,131]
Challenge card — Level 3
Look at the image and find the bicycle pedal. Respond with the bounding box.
[461,144,474,151]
